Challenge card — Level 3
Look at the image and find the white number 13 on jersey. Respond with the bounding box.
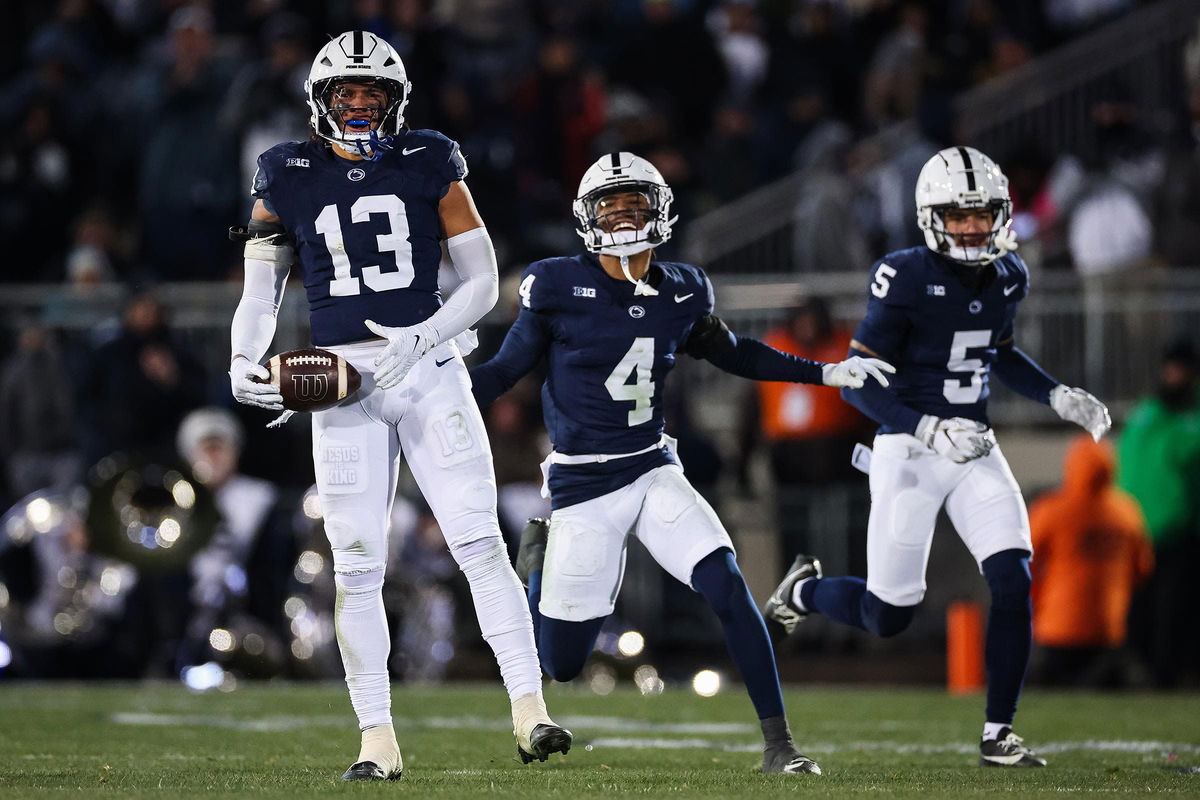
[606,337,655,426]
[315,194,414,296]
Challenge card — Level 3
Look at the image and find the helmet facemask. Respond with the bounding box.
[309,77,407,160]
[574,181,676,257]
[922,199,1017,266]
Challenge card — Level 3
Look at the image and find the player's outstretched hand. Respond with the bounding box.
[365,319,439,389]
[229,356,284,410]
[822,356,896,389]
[1050,385,1111,442]
[917,415,996,463]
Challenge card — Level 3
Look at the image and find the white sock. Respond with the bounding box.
[511,691,555,748]
[357,724,402,776]
[455,537,544,700]
[983,721,1010,740]
[790,578,814,612]
[334,569,393,729]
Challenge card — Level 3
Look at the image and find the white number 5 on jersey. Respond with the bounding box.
[944,329,991,404]
[871,263,897,298]
[606,337,655,426]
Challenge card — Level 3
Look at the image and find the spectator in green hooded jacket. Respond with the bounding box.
[1117,339,1200,687]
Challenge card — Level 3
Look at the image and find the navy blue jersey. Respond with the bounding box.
[252,130,468,346]
[473,254,714,508]
[850,247,1030,432]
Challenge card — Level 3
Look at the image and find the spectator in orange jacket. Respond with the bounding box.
[1029,434,1153,687]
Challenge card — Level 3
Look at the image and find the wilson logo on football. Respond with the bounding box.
[292,373,329,401]
[257,348,362,412]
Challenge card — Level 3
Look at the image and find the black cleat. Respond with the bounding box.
[515,518,550,588]
[518,723,573,764]
[762,745,822,775]
[979,728,1046,767]
[341,760,402,781]
[763,554,823,635]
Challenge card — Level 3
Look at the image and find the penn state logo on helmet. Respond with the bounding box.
[916,146,1018,266]
[573,153,678,257]
[304,31,412,160]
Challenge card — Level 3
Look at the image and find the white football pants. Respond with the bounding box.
[540,464,735,622]
[315,338,542,729]
[865,432,1032,607]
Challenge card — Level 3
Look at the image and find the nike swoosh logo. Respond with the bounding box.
[402,146,427,155]
[1003,284,1018,296]
[435,357,453,367]
[674,293,693,303]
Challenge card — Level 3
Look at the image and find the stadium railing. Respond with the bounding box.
[4,270,1199,427]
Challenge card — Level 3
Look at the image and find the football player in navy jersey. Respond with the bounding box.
[471,152,893,775]
[764,146,1112,767]
[225,31,571,780]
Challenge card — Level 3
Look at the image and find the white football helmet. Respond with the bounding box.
[573,153,678,257]
[304,31,411,158]
[916,146,1018,265]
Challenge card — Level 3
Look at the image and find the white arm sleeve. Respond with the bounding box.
[230,258,289,365]
[423,227,499,343]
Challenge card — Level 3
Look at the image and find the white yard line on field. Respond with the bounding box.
[110,712,754,735]
[586,738,1200,756]
[108,712,1199,757]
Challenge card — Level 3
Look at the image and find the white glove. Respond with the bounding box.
[452,328,479,357]
[1050,384,1111,442]
[266,410,295,428]
[916,415,996,464]
[822,356,896,389]
[365,319,439,389]
[229,356,283,410]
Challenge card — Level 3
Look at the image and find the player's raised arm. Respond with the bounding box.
[227,198,290,411]
[684,313,894,389]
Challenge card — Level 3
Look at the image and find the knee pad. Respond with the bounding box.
[441,506,502,555]
[863,591,916,638]
[334,566,385,595]
[691,548,742,618]
[982,549,1031,609]
[450,535,508,575]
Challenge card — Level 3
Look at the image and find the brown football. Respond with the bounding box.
[255,348,361,412]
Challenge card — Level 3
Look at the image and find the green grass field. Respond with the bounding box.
[0,682,1197,798]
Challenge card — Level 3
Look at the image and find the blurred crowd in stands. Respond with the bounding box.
[3,0,1185,285]
[1,0,1198,688]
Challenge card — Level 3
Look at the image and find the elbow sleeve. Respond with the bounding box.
[427,227,499,342]
[230,258,287,364]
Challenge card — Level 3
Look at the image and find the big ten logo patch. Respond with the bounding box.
[429,407,479,467]
[573,286,596,298]
[285,157,310,168]
[319,439,365,494]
